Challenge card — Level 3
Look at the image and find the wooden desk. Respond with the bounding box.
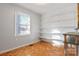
[63,32,79,56]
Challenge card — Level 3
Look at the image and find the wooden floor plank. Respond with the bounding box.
[0,41,75,56]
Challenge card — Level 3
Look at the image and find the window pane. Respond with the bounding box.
[16,12,30,36]
[20,15,28,25]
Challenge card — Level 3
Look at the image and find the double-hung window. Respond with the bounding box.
[15,12,30,36]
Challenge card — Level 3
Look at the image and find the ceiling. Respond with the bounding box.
[16,3,75,15]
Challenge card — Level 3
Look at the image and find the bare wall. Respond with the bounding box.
[40,3,77,45]
[0,4,41,52]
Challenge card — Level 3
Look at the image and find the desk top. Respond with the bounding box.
[63,32,79,36]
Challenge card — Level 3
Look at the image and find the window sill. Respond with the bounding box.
[15,34,30,38]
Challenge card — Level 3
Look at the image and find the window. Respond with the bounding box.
[15,12,30,36]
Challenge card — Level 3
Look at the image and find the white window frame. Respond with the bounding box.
[15,11,30,36]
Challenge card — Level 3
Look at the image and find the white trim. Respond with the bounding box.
[0,39,40,54]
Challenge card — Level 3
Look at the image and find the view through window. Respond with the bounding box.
[15,12,30,36]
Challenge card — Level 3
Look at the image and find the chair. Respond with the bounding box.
[65,35,79,56]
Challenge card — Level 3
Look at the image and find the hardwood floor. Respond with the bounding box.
[0,41,75,56]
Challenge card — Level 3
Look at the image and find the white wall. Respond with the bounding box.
[0,4,40,52]
[0,3,77,52]
[40,3,77,45]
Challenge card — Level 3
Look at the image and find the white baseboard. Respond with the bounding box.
[0,39,40,54]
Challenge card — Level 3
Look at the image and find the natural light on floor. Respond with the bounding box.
[51,29,63,46]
